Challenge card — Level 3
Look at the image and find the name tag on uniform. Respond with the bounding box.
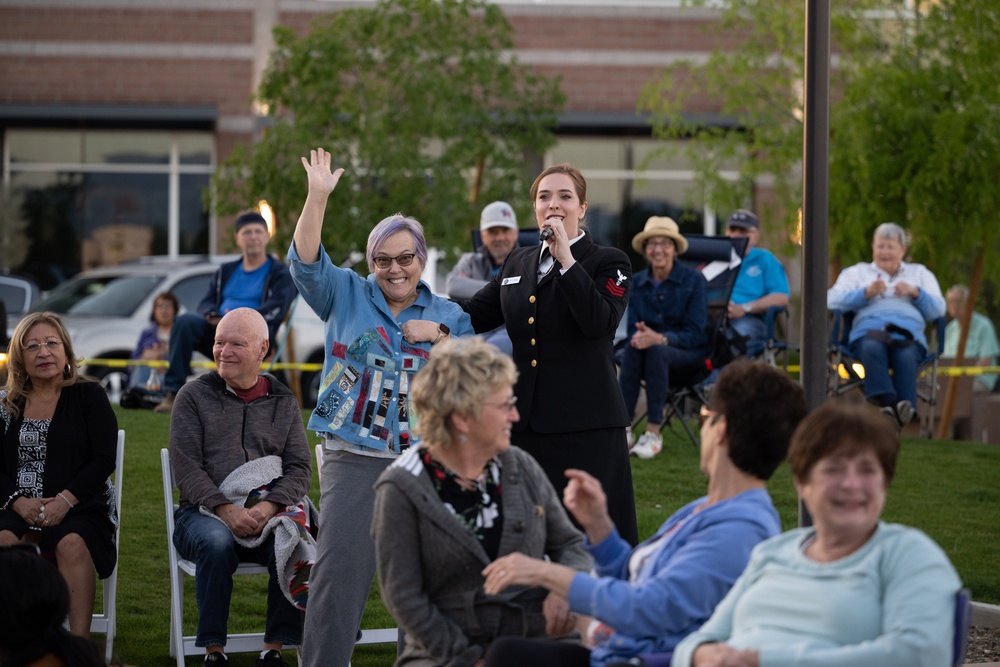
[502,276,522,285]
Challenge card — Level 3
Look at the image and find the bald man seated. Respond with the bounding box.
[168,308,312,667]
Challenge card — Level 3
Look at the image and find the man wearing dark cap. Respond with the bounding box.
[155,210,297,413]
[724,209,790,357]
[445,201,519,354]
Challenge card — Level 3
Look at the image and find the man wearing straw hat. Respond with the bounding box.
[619,216,709,459]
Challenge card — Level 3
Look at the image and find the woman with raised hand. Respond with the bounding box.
[288,147,475,667]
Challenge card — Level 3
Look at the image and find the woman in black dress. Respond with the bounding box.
[463,163,638,544]
[0,312,119,637]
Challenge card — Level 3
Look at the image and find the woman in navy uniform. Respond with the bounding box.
[463,164,638,545]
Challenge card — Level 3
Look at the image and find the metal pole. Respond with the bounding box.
[799,0,831,527]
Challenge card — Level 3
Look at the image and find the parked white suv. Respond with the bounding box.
[31,255,238,401]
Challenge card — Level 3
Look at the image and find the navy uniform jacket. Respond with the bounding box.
[464,233,632,433]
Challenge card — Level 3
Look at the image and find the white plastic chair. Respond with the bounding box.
[90,428,124,664]
[161,448,300,667]
[314,444,398,647]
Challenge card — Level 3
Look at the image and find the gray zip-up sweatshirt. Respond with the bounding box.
[170,372,311,511]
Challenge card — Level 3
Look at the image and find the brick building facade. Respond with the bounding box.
[0,0,760,288]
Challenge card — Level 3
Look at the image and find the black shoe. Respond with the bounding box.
[204,653,228,666]
[255,650,287,667]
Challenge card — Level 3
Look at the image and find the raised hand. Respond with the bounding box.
[563,469,614,543]
[300,147,344,196]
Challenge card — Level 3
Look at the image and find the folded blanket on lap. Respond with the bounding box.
[200,455,319,610]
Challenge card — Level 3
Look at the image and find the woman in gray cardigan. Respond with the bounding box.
[372,337,592,667]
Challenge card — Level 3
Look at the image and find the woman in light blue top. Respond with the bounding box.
[672,400,961,667]
[289,147,475,667]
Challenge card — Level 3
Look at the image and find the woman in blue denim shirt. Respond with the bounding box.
[619,217,708,459]
[288,147,474,667]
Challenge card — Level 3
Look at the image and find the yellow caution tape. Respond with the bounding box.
[80,358,324,372]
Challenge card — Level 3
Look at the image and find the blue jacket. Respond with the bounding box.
[628,263,708,350]
[566,488,780,666]
[197,254,298,343]
[288,242,473,453]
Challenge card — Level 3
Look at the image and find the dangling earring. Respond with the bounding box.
[64,363,72,377]
[458,434,467,445]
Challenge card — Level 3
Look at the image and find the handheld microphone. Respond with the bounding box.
[539,227,554,242]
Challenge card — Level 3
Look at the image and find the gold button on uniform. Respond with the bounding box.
[529,295,536,303]
[530,338,536,346]
[528,317,534,325]
[531,360,537,367]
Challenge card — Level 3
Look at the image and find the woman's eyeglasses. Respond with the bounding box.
[373,253,417,269]
[485,396,518,412]
[23,340,63,354]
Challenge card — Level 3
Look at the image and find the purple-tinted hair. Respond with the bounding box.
[366,213,428,273]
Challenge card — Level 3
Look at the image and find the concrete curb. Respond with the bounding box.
[973,601,1000,630]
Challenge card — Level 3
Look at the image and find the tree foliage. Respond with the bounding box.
[639,0,884,249]
[830,1,1000,291]
[639,0,1000,303]
[212,0,564,263]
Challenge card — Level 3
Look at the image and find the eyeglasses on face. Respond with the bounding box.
[645,239,674,249]
[726,226,753,235]
[373,253,417,269]
[23,340,63,354]
[485,396,518,412]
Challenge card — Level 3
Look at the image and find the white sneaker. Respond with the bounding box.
[631,432,663,460]
[626,427,635,451]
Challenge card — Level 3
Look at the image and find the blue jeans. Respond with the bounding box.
[850,336,925,408]
[731,315,768,358]
[619,343,707,425]
[163,313,215,394]
[173,506,302,648]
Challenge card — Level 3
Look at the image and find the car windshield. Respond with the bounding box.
[34,275,123,314]
[67,275,165,317]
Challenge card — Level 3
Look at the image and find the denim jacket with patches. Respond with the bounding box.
[288,242,473,455]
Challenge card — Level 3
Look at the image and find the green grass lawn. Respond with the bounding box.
[102,407,1000,666]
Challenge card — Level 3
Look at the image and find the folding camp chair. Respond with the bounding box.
[624,234,748,446]
[827,310,946,437]
[754,306,798,370]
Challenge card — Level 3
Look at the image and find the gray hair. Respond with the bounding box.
[873,222,908,247]
[948,284,970,301]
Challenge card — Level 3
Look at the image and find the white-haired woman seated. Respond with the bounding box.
[372,337,592,667]
[827,222,945,426]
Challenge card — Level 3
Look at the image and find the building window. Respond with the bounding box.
[547,136,741,261]
[3,129,214,289]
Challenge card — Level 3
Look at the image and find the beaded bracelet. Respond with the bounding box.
[1,490,23,511]
[57,492,75,509]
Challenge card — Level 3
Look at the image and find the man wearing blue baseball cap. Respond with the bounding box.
[155,210,297,413]
[724,209,790,358]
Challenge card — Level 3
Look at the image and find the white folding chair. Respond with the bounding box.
[314,444,398,647]
[161,448,300,667]
[90,429,124,664]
